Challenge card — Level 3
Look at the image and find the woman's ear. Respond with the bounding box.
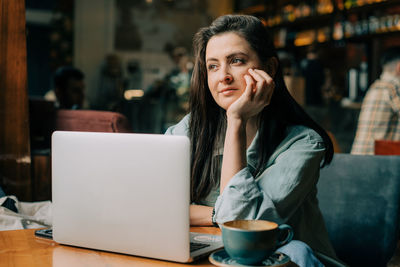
[266,57,278,78]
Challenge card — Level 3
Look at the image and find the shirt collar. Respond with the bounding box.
[381,72,400,85]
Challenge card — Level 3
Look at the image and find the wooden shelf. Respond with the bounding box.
[260,0,400,30]
[344,30,400,43]
[344,0,400,14]
[239,4,266,15]
[275,29,400,50]
[268,13,333,29]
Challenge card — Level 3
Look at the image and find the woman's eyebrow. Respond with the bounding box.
[227,52,248,58]
[206,52,248,63]
[206,57,218,63]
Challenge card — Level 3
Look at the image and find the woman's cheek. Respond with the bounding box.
[240,74,248,89]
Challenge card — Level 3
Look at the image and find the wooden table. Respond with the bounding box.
[0,227,221,267]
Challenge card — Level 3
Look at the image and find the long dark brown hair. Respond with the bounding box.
[189,14,333,203]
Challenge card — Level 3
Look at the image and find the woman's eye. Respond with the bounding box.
[208,64,217,70]
[232,58,245,64]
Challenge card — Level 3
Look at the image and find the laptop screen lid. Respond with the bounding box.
[52,131,192,262]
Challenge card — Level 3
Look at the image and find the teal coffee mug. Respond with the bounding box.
[220,220,293,265]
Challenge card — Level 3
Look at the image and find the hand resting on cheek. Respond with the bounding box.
[226,68,275,122]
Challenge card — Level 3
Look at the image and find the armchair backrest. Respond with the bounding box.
[55,109,132,133]
[317,153,400,266]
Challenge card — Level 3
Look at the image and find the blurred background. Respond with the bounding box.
[25,0,400,151]
[26,0,230,134]
[2,0,400,202]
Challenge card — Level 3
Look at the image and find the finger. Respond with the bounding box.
[248,68,265,83]
[248,69,268,100]
[248,68,265,94]
[251,69,275,105]
[243,74,255,99]
[254,69,274,84]
[253,69,275,91]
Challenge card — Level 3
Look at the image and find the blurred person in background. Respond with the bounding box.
[143,46,193,132]
[44,66,85,109]
[351,46,400,154]
[165,46,193,123]
[93,54,126,112]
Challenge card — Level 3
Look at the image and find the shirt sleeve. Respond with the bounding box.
[214,131,325,225]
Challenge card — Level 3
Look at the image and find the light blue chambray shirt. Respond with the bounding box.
[165,114,337,259]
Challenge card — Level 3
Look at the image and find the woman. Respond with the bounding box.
[166,15,338,266]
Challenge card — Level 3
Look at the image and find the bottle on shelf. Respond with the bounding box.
[333,21,344,40]
[348,68,359,101]
[336,0,345,10]
[358,58,369,95]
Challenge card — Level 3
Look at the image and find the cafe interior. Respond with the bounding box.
[1,0,400,266]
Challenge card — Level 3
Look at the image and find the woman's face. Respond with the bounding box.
[205,32,262,110]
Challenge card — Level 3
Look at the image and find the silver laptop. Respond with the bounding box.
[51,131,223,263]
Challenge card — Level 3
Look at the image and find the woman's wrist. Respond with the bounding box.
[226,115,246,132]
[190,204,214,226]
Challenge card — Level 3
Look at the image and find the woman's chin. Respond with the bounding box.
[217,97,240,111]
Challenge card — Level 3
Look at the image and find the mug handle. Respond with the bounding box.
[276,224,294,247]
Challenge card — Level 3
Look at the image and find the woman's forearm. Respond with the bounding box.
[220,117,247,192]
[190,204,214,226]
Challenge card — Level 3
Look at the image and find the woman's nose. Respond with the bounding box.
[223,74,233,83]
[219,66,233,84]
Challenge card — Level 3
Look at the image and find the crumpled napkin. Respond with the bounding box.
[0,195,52,231]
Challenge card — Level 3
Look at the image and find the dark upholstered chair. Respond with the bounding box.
[55,109,132,133]
[375,140,400,156]
[317,154,400,267]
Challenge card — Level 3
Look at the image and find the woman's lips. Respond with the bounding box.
[220,88,238,96]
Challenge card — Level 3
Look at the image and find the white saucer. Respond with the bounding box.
[209,249,291,267]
